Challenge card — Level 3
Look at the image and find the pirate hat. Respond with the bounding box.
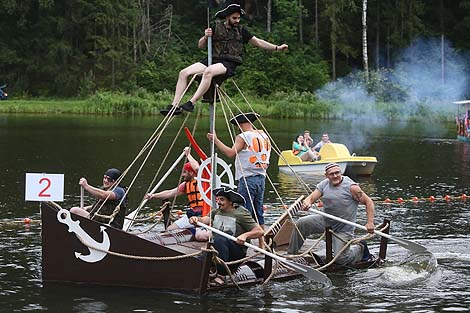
[214,0,246,19]
[229,112,259,125]
[213,187,245,204]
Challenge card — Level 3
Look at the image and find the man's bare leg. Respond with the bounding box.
[70,207,90,218]
[171,62,207,106]
[188,63,228,104]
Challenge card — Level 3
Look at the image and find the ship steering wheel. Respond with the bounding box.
[196,156,236,207]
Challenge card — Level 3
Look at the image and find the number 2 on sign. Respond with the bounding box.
[38,177,52,197]
[25,173,64,202]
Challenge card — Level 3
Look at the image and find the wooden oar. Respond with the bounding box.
[196,222,331,285]
[123,149,187,231]
[80,186,84,210]
[308,209,429,254]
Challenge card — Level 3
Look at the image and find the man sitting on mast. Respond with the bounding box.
[160,0,288,116]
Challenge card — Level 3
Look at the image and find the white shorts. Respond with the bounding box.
[174,215,195,229]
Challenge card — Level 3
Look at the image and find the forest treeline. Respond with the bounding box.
[0,0,468,99]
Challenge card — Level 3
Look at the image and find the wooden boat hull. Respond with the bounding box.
[40,202,388,292]
[278,143,377,176]
[41,202,211,293]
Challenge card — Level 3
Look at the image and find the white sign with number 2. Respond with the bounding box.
[25,173,64,202]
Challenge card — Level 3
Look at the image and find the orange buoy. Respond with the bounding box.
[24,217,31,224]
[429,195,435,202]
[397,197,404,204]
[444,195,451,201]
[461,194,467,200]
[412,197,419,202]
[385,198,391,203]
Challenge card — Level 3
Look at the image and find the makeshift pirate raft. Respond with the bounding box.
[40,81,428,293]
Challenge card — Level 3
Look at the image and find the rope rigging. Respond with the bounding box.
[74,73,382,286]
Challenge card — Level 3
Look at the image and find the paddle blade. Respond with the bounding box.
[281,260,332,286]
[386,235,429,254]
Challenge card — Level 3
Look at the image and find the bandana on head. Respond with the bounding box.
[183,162,196,174]
[324,163,340,173]
[104,168,121,181]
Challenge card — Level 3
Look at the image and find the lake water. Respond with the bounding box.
[0,113,469,312]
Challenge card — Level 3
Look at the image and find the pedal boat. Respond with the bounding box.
[278,143,377,176]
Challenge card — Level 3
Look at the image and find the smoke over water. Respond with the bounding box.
[316,37,469,120]
[314,37,469,149]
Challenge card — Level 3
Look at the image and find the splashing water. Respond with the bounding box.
[376,252,438,287]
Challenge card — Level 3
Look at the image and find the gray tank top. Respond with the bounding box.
[316,176,358,234]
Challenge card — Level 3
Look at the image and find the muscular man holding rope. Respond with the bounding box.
[160,0,288,116]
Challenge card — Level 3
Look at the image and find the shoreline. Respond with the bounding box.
[0,92,456,121]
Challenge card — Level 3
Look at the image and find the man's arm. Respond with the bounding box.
[146,188,182,200]
[236,224,264,244]
[303,189,322,210]
[198,28,212,49]
[248,36,288,51]
[351,185,375,233]
[312,141,322,151]
[207,132,245,158]
[80,178,117,200]
[189,215,210,225]
[184,147,200,172]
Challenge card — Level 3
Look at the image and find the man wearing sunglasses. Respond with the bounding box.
[287,163,376,265]
[70,168,127,229]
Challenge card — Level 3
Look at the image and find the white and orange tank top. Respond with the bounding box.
[235,130,271,180]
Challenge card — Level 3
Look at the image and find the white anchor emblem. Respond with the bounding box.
[57,209,111,263]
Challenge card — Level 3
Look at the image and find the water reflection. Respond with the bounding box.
[276,172,321,196]
[276,171,378,198]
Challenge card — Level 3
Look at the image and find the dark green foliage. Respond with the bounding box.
[235,45,329,95]
[0,0,469,113]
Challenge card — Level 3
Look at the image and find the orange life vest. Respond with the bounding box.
[292,142,302,155]
[185,179,203,211]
